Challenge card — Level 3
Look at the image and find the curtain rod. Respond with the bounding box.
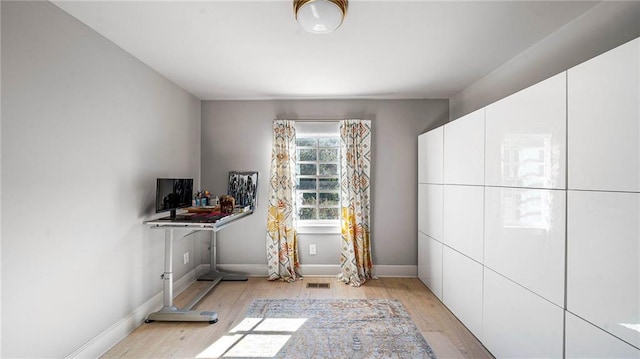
[274,119,340,123]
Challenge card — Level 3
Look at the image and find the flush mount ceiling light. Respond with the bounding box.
[294,0,348,34]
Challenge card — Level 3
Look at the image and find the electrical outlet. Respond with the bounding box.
[309,244,317,255]
[183,252,190,264]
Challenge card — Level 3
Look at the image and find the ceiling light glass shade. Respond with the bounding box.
[294,0,348,34]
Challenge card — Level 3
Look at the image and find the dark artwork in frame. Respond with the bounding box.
[228,171,258,209]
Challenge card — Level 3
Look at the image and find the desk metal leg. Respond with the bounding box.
[198,230,248,282]
[145,228,219,323]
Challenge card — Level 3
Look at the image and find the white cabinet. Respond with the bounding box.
[565,312,640,359]
[418,36,640,359]
[444,108,485,185]
[443,185,484,263]
[485,72,567,190]
[418,232,443,300]
[442,247,483,336]
[568,37,640,192]
[484,186,566,307]
[567,190,640,348]
[482,268,564,359]
[418,127,443,184]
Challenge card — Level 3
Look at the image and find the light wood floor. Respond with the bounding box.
[101,277,493,358]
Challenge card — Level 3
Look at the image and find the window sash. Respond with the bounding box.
[296,135,340,221]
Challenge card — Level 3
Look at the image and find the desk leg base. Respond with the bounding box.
[198,269,248,282]
[145,306,218,323]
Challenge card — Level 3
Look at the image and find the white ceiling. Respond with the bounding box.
[52,0,598,100]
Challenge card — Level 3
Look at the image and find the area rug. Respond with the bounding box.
[205,299,437,359]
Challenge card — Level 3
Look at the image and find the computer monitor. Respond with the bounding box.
[155,178,193,219]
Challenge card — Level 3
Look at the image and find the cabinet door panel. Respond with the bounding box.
[418,232,443,300]
[418,183,427,234]
[568,38,640,192]
[484,186,566,306]
[418,132,427,184]
[418,184,443,241]
[483,268,564,358]
[442,247,483,335]
[419,127,444,184]
[443,185,484,263]
[566,312,640,358]
[567,191,640,348]
[485,72,566,189]
[444,108,485,185]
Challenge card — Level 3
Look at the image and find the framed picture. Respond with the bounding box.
[228,171,258,209]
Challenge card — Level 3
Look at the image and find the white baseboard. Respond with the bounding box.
[300,264,340,276]
[209,264,340,277]
[373,265,417,277]
[212,264,418,278]
[66,267,200,359]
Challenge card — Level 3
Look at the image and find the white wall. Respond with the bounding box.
[0,1,3,354]
[201,100,448,272]
[1,2,201,357]
[449,1,640,120]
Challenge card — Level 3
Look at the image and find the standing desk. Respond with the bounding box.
[143,210,252,323]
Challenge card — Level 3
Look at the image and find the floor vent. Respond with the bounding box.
[306,282,330,289]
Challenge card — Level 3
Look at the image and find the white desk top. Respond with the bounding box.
[145,210,253,230]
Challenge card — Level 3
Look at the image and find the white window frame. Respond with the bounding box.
[295,122,341,232]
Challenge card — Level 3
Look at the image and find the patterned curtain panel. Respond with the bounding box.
[266,120,302,281]
[338,119,373,287]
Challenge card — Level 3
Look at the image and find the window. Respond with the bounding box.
[295,130,340,223]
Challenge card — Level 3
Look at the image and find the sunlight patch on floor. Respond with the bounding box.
[197,317,308,358]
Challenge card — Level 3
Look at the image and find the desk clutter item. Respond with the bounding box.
[187,206,221,213]
[228,171,258,210]
[220,195,235,214]
[234,205,252,214]
[193,190,220,207]
[188,213,228,223]
[158,211,228,223]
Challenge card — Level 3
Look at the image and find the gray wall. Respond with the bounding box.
[450,1,640,121]
[201,100,448,269]
[1,2,201,357]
